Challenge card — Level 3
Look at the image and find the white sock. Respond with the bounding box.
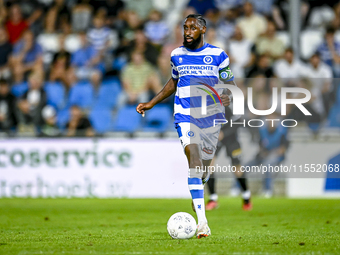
[242,190,251,200]
[209,193,218,201]
[193,197,207,224]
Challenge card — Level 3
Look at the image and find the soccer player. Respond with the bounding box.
[136,14,235,238]
[206,107,252,211]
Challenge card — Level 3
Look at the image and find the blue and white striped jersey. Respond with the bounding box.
[170,43,234,128]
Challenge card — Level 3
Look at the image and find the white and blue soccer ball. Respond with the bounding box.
[167,212,196,239]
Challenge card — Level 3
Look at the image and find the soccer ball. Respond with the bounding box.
[167,212,197,239]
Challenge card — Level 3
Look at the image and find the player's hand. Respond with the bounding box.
[220,94,230,107]
[136,102,153,115]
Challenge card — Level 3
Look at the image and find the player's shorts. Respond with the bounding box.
[175,122,221,160]
[215,133,242,165]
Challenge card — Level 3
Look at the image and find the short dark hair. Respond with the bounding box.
[326,26,335,35]
[185,14,206,28]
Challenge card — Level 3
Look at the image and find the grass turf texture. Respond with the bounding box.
[0,198,339,254]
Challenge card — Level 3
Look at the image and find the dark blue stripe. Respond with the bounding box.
[174,113,225,128]
[175,95,220,108]
[190,189,204,199]
[175,123,182,137]
[188,178,202,185]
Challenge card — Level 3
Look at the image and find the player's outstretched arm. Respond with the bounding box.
[136,78,178,115]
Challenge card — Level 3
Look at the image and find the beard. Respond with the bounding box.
[183,34,202,50]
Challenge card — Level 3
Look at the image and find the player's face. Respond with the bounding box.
[183,18,205,50]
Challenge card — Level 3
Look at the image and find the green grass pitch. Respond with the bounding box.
[0,198,339,254]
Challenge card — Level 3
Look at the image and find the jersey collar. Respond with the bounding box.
[184,42,208,52]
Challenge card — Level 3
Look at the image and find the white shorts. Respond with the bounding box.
[175,122,221,160]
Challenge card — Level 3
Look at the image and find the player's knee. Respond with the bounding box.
[188,167,203,179]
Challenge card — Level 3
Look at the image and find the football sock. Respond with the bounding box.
[188,170,207,224]
[237,178,251,204]
[207,175,215,194]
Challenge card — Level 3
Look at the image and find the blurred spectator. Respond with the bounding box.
[0,26,12,80]
[161,23,183,57]
[120,10,142,44]
[0,0,6,25]
[66,105,94,137]
[94,0,125,27]
[228,26,253,78]
[87,15,111,51]
[245,112,289,197]
[301,53,333,115]
[144,10,170,47]
[10,29,43,83]
[49,34,71,83]
[274,48,305,79]
[17,72,46,129]
[214,0,243,12]
[40,105,60,137]
[331,2,340,29]
[72,0,93,32]
[71,32,105,80]
[255,20,285,60]
[236,2,267,43]
[206,26,225,50]
[157,54,171,85]
[272,0,309,30]
[247,54,275,78]
[9,0,44,35]
[45,0,71,33]
[316,27,340,78]
[216,8,238,43]
[125,0,153,20]
[187,0,217,16]
[118,29,159,66]
[0,79,17,132]
[5,4,28,44]
[248,0,275,17]
[119,51,161,106]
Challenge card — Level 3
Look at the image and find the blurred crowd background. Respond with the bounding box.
[0,0,340,137]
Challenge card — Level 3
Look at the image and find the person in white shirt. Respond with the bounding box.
[227,26,253,78]
[274,48,305,79]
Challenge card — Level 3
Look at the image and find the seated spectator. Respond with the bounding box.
[17,72,46,129]
[44,0,72,33]
[119,51,161,106]
[144,10,170,47]
[120,10,142,45]
[40,105,60,137]
[87,14,111,51]
[247,54,275,78]
[5,4,28,44]
[49,34,71,83]
[274,48,306,80]
[236,2,267,43]
[228,26,253,78]
[161,23,183,57]
[10,29,43,83]
[255,20,285,61]
[316,27,340,78]
[214,0,243,12]
[94,0,125,27]
[72,0,93,32]
[124,0,153,20]
[206,26,225,50]
[248,0,275,17]
[216,8,238,43]
[301,53,333,115]
[10,0,44,35]
[71,32,105,80]
[0,79,17,132]
[0,26,12,80]
[66,105,94,137]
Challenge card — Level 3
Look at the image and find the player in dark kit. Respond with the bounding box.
[206,107,252,211]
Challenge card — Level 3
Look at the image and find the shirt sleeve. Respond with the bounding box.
[170,58,179,80]
[218,51,234,82]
